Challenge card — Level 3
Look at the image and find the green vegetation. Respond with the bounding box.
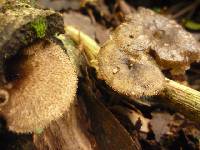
[31,17,47,38]
[184,20,200,30]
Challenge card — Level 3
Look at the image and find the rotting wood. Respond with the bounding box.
[34,98,96,150]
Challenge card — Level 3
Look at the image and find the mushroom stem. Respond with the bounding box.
[64,26,99,70]
[64,25,200,123]
[164,78,200,123]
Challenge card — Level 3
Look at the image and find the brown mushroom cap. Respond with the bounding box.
[112,22,152,53]
[98,7,200,97]
[98,39,165,97]
[125,8,200,74]
[1,40,77,133]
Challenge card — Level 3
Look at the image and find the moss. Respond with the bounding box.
[31,17,47,38]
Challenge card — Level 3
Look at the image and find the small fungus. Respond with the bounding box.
[0,40,77,133]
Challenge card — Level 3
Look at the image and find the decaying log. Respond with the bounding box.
[34,98,96,150]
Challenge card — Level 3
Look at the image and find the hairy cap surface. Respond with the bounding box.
[1,40,77,133]
[98,39,164,97]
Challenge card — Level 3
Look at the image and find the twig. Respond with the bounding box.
[64,25,200,123]
[172,0,200,19]
[117,0,135,15]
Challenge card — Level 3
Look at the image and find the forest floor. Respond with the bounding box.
[0,0,200,150]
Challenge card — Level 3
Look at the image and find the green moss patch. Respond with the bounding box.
[31,17,47,38]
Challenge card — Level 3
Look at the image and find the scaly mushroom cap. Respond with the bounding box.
[125,8,200,74]
[98,38,165,97]
[113,22,152,53]
[98,7,200,97]
[1,40,77,133]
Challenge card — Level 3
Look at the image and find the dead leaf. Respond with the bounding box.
[150,112,173,142]
[37,0,81,11]
[63,11,109,45]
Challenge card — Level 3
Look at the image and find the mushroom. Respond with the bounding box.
[124,8,200,75]
[98,39,165,97]
[64,15,200,123]
[98,7,200,97]
[0,40,77,133]
[98,22,165,97]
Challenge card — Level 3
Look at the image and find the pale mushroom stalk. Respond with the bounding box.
[164,79,200,122]
[64,25,200,123]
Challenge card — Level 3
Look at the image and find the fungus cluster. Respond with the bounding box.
[124,8,200,74]
[98,8,200,97]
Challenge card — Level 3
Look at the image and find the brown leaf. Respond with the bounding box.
[37,0,81,11]
[150,112,173,142]
[63,11,109,45]
[80,81,141,150]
